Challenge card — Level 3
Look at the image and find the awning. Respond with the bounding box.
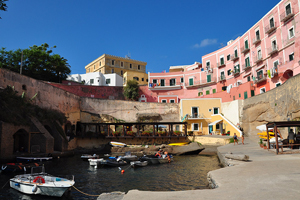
[208,120,223,126]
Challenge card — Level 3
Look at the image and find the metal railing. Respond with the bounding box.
[254,74,267,84]
[219,75,226,81]
[185,77,217,87]
[217,62,225,68]
[230,54,239,61]
[241,46,250,54]
[254,55,263,63]
[280,8,294,22]
[252,35,261,45]
[268,45,278,55]
[242,63,251,71]
[265,21,277,34]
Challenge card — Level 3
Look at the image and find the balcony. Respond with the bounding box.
[217,62,226,68]
[252,35,261,45]
[254,55,263,64]
[268,45,278,55]
[265,22,277,34]
[186,113,205,119]
[254,74,267,84]
[185,77,217,88]
[242,63,252,71]
[271,66,278,78]
[241,46,250,54]
[233,67,240,76]
[230,54,239,61]
[280,8,294,22]
[219,75,226,82]
[149,81,183,90]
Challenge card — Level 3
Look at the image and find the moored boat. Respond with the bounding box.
[16,157,53,163]
[1,163,40,173]
[130,161,148,168]
[110,141,127,147]
[88,158,104,167]
[81,154,99,161]
[9,166,75,197]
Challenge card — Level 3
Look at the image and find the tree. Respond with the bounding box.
[0,0,8,19]
[0,43,71,83]
[123,80,139,101]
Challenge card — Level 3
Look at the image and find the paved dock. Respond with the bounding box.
[98,137,300,200]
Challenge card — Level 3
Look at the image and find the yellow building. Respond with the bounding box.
[180,98,241,136]
[85,54,148,85]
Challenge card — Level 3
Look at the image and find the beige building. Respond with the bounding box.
[85,54,148,85]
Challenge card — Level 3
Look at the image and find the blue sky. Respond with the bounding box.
[1,0,279,74]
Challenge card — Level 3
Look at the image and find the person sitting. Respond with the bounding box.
[155,149,162,158]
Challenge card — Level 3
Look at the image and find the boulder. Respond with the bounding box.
[172,142,205,155]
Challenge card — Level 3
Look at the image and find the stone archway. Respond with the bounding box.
[13,129,29,153]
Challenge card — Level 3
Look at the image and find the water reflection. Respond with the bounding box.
[0,154,220,200]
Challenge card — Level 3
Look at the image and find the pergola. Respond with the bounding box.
[266,121,300,154]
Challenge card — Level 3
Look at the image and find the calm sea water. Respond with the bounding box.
[0,154,220,200]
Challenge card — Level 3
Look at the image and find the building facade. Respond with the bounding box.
[85,54,148,85]
[145,0,300,103]
[67,72,123,86]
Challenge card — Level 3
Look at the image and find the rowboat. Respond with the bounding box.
[10,166,74,197]
[110,141,127,147]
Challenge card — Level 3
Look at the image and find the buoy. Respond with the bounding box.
[121,170,125,174]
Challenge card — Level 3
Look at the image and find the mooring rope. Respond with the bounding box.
[71,185,100,197]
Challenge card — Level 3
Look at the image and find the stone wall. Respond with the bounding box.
[221,100,244,126]
[242,73,300,138]
[80,98,180,122]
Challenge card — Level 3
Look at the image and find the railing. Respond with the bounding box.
[268,45,278,55]
[188,113,205,119]
[265,22,277,34]
[217,62,225,68]
[185,77,217,87]
[254,55,263,63]
[252,35,261,45]
[241,46,250,54]
[233,67,240,75]
[280,8,294,22]
[219,75,226,81]
[230,54,239,61]
[242,63,251,71]
[254,74,267,84]
[149,81,183,88]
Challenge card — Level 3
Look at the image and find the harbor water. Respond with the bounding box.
[0,154,220,200]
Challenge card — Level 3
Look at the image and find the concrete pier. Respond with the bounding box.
[99,137,300,200]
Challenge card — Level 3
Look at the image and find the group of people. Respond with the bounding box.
[155,149,171,162]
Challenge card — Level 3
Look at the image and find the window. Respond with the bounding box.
[94,65,95,70]
[239,93,241,98]
[276,82,281,87]
[255,30,260,41]
[245,40,249,49]
[274,60,279,68]
[192,107,198,118]
[233,96,235,100]
[130,64,132,68]
[170,79,176,86]
[112,60,115,65]
[247,76,251,82]
[198,92,203,96]
[206,61,210,69]
[162,100,167,103]
[227,69,232,76]
[180,77,184,83]
[213,107,219,114]
[170,99,175,103]
[192,123,199,131]
[189,78,193,86]
[99,61,101,66]
[257,70,263,79]
[221,71,225,80]
[142,78,144,81]
[286,3,291,16]
[206,90,210,95]
[153,79,157,84]
[289,27,294,39]
[227,54,230,61]
[90,79,94,84]
[106,79,111,84]
[257,49,262,59]
[121,70,123,75]
[289,53,294,61]
[146,79,148,82]
[133,77,139,81]
[220,57,224,65]
[160,79,165,86]
[272,40,277,50]
[111,69,114,73]
[216,124,220,130]
[138,65,141,70]
[121,62,124,67]
[260,87,266,94]
[270,17,274,28]
[234,49,238,57]
[244,91,248,99]
[245,57,250,67]
[251,90,255,97]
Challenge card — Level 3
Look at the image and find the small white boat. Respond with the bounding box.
[130,161,148,168]
[10,166,75,197]
[110,141,127,147]
[88,158,104,167]
[81,154,99,161]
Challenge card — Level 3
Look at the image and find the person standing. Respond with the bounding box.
[288,129,295,149]
[240,127,244,145]
[233,133,238,145]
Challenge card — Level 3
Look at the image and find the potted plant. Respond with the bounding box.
[112,131,120,137]
[174,130,181,136]
[226,131,230,136]
[263,143,267,149]
[259,138,263,148]
[142,131,150,136]
[188,131,193,136]
[126,131,134,136]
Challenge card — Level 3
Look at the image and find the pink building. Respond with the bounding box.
[143,0,300,103]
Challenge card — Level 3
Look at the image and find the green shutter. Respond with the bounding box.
[189,78,193,85]
[206,90,210,95]
[207,75,211,82]
[245,40,248,49]
[251,90,255,97]
[213,89,216,93]
[244,91,248,99]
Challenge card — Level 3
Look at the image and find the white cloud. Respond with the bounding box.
[193,39,218,48]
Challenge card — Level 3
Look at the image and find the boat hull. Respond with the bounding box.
[16,157,52,163]
[130,161,148,168]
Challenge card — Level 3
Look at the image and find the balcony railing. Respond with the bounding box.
[254,74,267,84]
[185,77,217,87]
[219,75,226,81]
[233,67,240,76]
[265,22,277,34]
[241,46,250,54]
[149,81,183,89]
[242,63,252,71]
[271,66,278,78]
[230,54,239,61]
[187,113,205,119]
[217,62,226,68]
[252,35,261,45]
[254,55,263,63]
[268,45,278,55]
[280,8,294,22]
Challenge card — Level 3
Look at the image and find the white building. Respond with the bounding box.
[67,72,123,86]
